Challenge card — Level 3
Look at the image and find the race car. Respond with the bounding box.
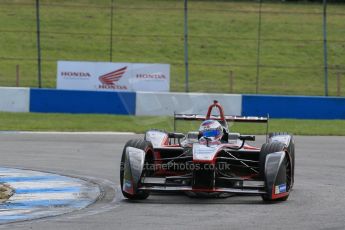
[120,100,295,202]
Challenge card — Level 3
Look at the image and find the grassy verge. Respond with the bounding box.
[0,0,344,95]
[1,112,344,136]
[0,184,13,203]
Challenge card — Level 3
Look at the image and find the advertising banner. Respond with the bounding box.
[57,61,170,92]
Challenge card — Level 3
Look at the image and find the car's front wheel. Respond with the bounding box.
[259,142,292,202]
[120,139,154,200]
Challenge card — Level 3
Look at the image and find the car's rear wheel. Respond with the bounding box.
[120,139,154,200]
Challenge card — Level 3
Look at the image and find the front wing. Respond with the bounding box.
[139,176,266,195]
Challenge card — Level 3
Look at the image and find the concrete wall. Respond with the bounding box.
[1,87,345,119]
[136,92,242,116]
[30,89,136,115]
[242,95,345,119]
[0,87,30,112]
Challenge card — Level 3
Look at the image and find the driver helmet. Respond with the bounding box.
[199,120,223,142]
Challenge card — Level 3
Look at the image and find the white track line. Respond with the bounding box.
[8,181,81,190]
[0,167,101,224]
[0,131,136,135]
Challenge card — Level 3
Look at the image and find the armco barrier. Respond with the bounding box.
[242,95,345,119]
[0,87,30,112]
[136,92,242,116]
[30,89,136,115]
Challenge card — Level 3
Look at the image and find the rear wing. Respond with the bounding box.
[174,113,269,131]
[172,100,269,141]
[174,114,268,123]
[173,113,269,142]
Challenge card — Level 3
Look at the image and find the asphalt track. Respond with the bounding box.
[0,133,344,230]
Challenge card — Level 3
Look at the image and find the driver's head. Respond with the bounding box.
[199,120,223,142]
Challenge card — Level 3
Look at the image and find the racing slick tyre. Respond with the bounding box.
[120,139,154,200]
[269,132,295,187]
[259,142,292,202]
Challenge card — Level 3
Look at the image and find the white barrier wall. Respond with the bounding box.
[0,87,30,112]
[136,92,242,116]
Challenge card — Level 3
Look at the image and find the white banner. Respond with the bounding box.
[56,61,170,92]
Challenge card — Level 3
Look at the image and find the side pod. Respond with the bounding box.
[264,151,288,199]
[123,147,145,195]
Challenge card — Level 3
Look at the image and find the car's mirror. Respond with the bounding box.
[168,132,185,139]
[239,135,255,141]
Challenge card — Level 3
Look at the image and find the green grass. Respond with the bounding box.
[0,0,344,95]
[1,112,345,135]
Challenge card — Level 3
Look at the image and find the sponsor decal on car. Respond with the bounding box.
[275,183,287,194]
[193,143,219,161]
[124,179,132,189]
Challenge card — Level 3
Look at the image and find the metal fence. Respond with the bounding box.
[0,0,344,96]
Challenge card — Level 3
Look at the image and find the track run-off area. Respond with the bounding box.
[0,167,100,224]
[0,132,344,230]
